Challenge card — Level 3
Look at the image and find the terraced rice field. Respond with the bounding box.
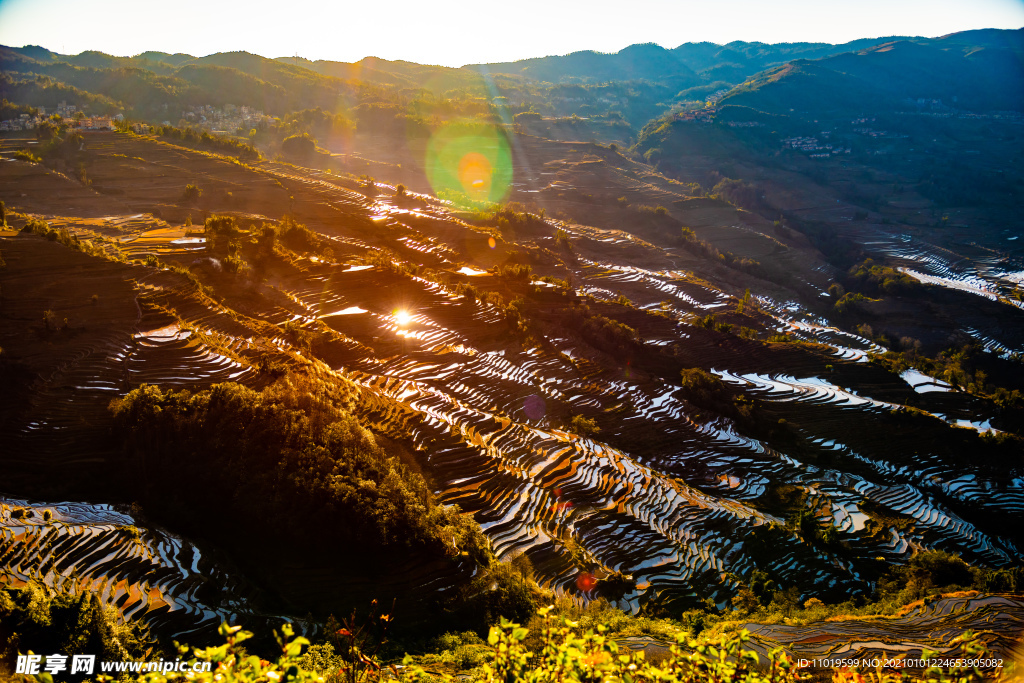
[744,593,1024,667]
[863,229,1024,355]
[0,497,298,641]
[1,132,1021,642]
[618,594,1024,670]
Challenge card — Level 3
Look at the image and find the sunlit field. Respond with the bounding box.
[1,8,1023,680]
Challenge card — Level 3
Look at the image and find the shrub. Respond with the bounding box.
[0,584,151,668]
[282,133,317,157]
[638,204,669,217]
[278,217,322,254]
[497,263,532,281]
[19,218,111,259]
[711,177,762,210]
[42,309,61,331]
[223,253,247,274]
[481,611,804,683]
[155,125,261,161]
[568,414,600,436]
[204,214,237,235]
[679,227,765,277]
[12,149,41,163]
[679,367,723,395]
[456,282,479,302]
[21,218,49,235]
[489,203,546,234]
[2,601,1009,682]
[833,291,868,315]
[451,562,540,635]
[580,315,638,358]
[181,183,202,205]
[846,258,921,296]
[880,550,973,595]
[554,228,573,250]
[513,111,542,123]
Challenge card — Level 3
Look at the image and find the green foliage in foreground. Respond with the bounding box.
[73,610,1011,683]
[0,584,151,671]
[3,561,1018,683]
[683,550,1024,645]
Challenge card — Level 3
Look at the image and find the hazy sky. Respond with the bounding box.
[0,0,1021,66]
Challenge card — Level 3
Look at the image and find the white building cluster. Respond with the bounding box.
[180,104,269,133]
[0,101,114,132]
[782,135,851,157]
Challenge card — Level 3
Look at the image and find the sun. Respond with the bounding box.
[393,309,412,326]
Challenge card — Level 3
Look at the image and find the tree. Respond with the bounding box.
[35,119,60,141]
[569,414,599,436]
[60,131,84,164]
[281,133,316,157]
[181,184,202,205]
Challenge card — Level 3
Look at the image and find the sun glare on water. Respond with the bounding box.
[393,310,413,326]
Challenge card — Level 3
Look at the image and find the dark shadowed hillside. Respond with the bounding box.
[722,32,1024,114]
[468,42,700,87]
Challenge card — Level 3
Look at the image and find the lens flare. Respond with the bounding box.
[576,572,598,592]
[458,152,492,196]
[393,310,412,326]
[425,123,513,206]
[523,394,546,420]
[488,237,496,249]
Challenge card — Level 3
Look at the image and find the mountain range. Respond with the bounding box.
[2,28,1021,123]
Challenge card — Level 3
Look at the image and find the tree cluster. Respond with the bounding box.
[109,378,489,569]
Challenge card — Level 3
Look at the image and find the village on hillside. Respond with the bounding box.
[1,100,270,136]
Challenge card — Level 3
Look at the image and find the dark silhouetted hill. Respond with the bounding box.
[720,29,1024,113]
[670,37,908,80]
[467,42,700,87]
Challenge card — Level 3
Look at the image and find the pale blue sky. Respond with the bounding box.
[0,0,1021,66]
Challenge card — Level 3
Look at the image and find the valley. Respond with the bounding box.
[0,27,1022,678]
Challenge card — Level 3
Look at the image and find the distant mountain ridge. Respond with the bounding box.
[0,47,372,116]
[465,37,912,86]
[2,28,1021,127]
[720,29,1024,113]
[467,43,701,87]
